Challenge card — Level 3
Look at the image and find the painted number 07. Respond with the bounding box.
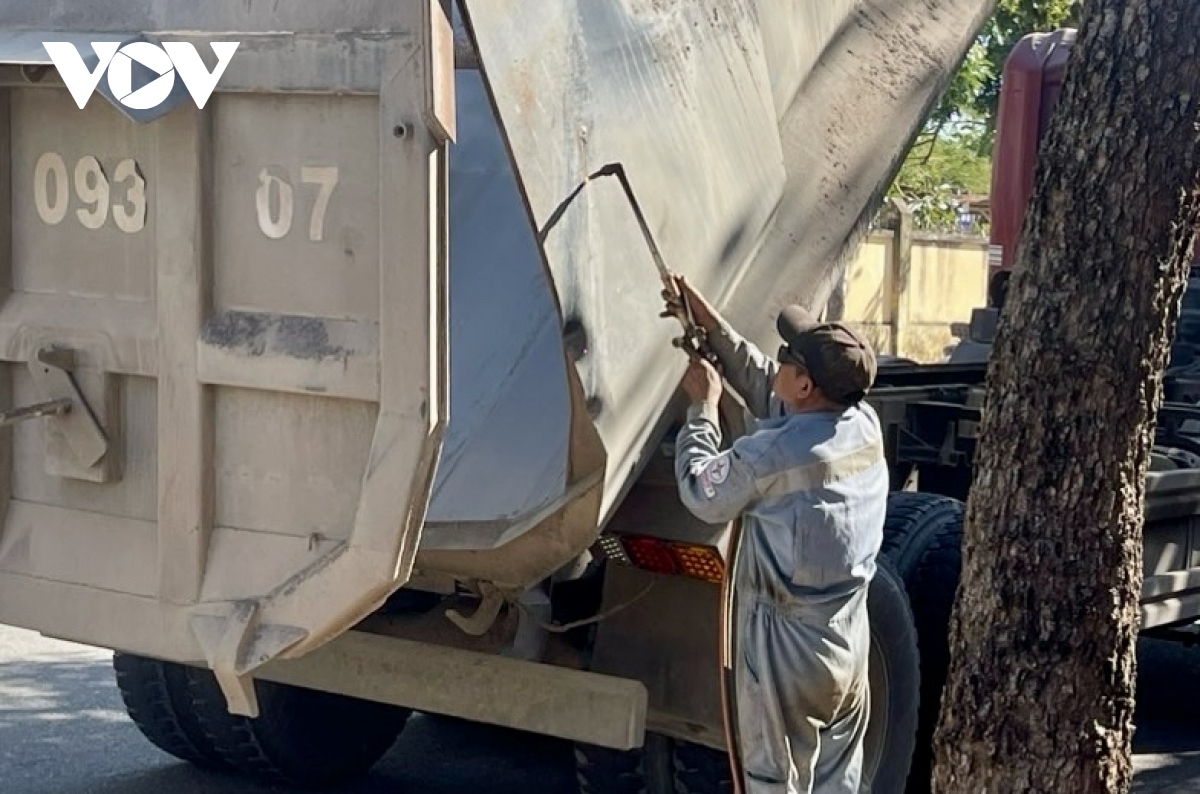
[256,167,340,242]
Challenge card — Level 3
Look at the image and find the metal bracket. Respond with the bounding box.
[27,347,111,476]
[195,602,261,717]
[190,603,309,718]
[445,582,509,637]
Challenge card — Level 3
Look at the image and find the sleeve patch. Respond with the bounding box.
[698,457,731,499]
[708,457,731,485]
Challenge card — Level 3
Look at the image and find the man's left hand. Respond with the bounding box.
[682,357,722,407]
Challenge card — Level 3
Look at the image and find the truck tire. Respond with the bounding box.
[112,653,227,770]
[880,491,964,578]
[185,665,411,788]
[575,733,672,794]
[671,740,734,794]
[879,491,965,793]
[863,559,921,794]
[903,513,963,793]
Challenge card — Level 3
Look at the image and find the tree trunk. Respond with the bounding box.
[931,2,1200,792]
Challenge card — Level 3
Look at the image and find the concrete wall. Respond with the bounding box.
[840,231,988,363]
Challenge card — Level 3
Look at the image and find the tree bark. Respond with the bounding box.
[931,2,1200,792]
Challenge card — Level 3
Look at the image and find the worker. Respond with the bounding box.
[662,274,888,794]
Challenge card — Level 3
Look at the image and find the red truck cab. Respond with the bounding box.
[987,29,1074,299]
[978,28,1200,380]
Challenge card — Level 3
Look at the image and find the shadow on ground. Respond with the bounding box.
[0,652,575,794]
[66,716,579,794]
[3,634,1200,793]
[1131,637,1200,794]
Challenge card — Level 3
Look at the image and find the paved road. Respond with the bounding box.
[1,624,1198,793]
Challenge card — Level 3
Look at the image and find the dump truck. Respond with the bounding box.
[4,3,1196,793]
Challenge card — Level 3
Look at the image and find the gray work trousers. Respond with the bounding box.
[736,593,871,793]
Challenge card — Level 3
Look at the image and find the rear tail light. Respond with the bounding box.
[670,542,725,584]
[600,533,725,584]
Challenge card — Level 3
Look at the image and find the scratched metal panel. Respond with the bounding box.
[721,0,998,351]
[423,64,571,536]
[459,0,787,525]
[459,0,992,525]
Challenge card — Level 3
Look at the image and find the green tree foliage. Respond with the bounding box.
[935,0,1083,135]
[891,127,993,233]
[888,0,1081,231]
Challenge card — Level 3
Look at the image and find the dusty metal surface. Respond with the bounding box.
[0,2,451,710]
[459,0,995,526]
[422,60,572,537]
[414,6,608,591]
[256,629,648,751]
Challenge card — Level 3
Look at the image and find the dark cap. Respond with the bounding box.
[776,305,877,405]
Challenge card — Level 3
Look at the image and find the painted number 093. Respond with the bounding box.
[256,166,340,242]
[34,152,147,234]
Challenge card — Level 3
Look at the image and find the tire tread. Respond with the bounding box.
[185,665,409,789]
[879,491,965,794]
[112,653,227,770]
[672,741,734,794]
[575,743,649,794]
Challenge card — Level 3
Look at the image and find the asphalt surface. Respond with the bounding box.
[1,624,1199,793]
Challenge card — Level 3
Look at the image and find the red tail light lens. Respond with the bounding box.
[612,534,725,583]
[621,535,680,575]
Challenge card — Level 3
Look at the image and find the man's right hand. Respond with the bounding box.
[661,272,720,332]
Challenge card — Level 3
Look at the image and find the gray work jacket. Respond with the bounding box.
[674,320,889,620]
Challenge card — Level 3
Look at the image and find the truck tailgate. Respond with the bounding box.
[0,2,450,704]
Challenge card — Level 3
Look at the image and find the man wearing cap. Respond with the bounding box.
[662,275,888,794]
